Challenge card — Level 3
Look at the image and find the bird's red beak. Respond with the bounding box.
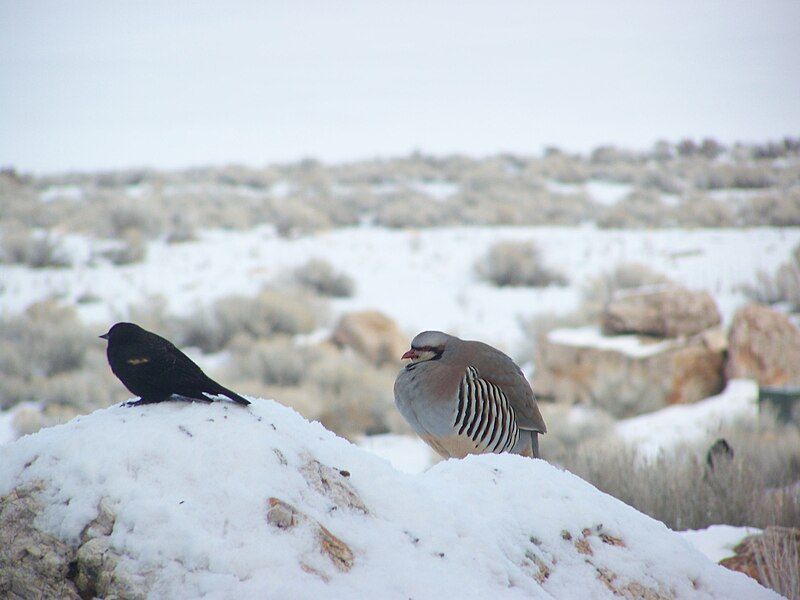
[401,348,418,360]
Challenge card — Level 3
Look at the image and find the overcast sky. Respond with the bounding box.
[1,1,798,173]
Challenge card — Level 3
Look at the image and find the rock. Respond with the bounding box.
[299,459,369,514]
[533,326,725,417]
[0,486,144,600]
[330,310,408,367]
[266,497,355,575]
[0,485,81,600]
[726,303,800,386]
[602,286,721,338]
[719,527,799,591]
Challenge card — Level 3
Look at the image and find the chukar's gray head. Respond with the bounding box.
[401,330,454,364]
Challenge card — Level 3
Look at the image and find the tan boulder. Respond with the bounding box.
[330,310,408,367]
[602,285,721,338]
[533,326,725,417]
[726,303,800,386]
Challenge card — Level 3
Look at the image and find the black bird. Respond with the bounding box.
[706,438,734,471]
[100,322,250,406]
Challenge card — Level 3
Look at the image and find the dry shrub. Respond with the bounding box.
[596,190,675,228]
[538,403,615,460]
[739,191,800,227]
[99,230,147,265]
[177,289,325,353]
[375,196,446,228]
[0,303,91,391]
[165,214,197,244]
[0,230,71,268]
[221,340,404,439]
[475,240,567,287]
[743,243,800,311]
[105,200,165,239]
[305,348,401,438]
[37,368,127,413]
[752,529,800,600]
[580,262,672,319]
[272,200,330,237]
[292,259,355,298]
[0,303,122,417]
[227,335,309,387]
[554,422,800,531]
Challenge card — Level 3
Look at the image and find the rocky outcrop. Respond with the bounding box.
[330,310,408,366]
[726,303,800,386]
[0,485,145,600]
[533,326,725,417]
[602,286,721,338]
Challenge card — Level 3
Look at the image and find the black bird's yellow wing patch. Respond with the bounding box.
[126,357,150,365]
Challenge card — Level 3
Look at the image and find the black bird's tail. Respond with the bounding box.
[208,382,251,406]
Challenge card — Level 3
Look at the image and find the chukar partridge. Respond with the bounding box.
[394,331,546,459]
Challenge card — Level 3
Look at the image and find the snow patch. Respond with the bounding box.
[679,525,760,564]
[547,325,678,358]
[357,433,435,474]
[616,380,759,459]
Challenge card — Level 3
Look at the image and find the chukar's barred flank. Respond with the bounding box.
[394,330,546,460]
[454,366,519,453]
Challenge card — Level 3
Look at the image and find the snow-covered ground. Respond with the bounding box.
[678,526,760,564]
[616,380,759,460]
[548,325,681,358]
[0,398,776,598]
[2,225,797,356]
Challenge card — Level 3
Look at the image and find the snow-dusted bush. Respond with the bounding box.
[739,191,800,227]
[580,262,673,318]
[674,195,736,227]
[596,190,675,228]
[743,243,800,311]
[637,168,682,194]
[292,258,355,298]
[0,303,95,409]
[177,290,324,353]
[165,214,198,244]
[538,404,616,461]
[0,303,90,381]
[272,200,331,237]
[699,138,725,159]
[475,240,568,288]
[375,196,446,228]
[99,230,147,265]
[228,336,309,387]
[305,348,400,438]
[105,199,165,239]
[0,230,71,268]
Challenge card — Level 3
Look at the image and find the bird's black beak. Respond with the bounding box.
[99,333,109,340]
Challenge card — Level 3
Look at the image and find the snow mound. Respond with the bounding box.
[0,399,776,599]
